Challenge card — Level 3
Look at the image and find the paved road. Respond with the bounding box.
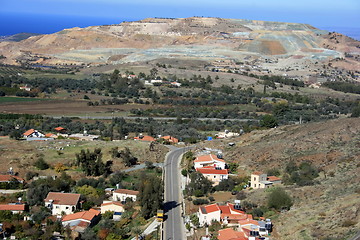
[163,147,190,240]
[121,162,163,173]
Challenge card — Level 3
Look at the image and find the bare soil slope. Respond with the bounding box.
[1,17,354,66]
[199,118,360,239]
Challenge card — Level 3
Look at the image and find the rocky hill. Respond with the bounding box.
[1,17,359,71]
[199,118,360,239]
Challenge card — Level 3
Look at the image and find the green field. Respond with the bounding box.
[0,96,47,103]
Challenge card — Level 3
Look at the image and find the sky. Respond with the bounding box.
[0,0,359,36]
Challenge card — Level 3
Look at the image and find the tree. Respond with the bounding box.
[351,105,360,117]
[138,174,163,219]
[150,68,158,78]
[75,148,112,176]
[34,157,49,170]
[267,187,293,211]
[260,114,278,128]
[185,172,213,197]
[9,130,22,140]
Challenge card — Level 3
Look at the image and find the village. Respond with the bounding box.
[0,125,286,240]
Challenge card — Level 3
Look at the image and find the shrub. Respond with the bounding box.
[267,187,293,211]
[342,219,356,227]
[33,157,49,170]
[251,208,264,217]
[192,198,209,205]
[236,191,246,200]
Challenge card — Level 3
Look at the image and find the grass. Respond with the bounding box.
[0,96,48,103]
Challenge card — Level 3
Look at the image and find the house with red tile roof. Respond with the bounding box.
[54,127,67,134]
[160,135,179,144]
[0,204,27,214]
[45,133,58,138]
[196,166,228,186]
[113,189,139,202]
[100,201,124,221]
[62,209,100,233]
[134,135,155,142]
[44,192,81,216]
[0,175,25,183]
[198,203,249,227]
[250,171,282,189]
[23,129,45,138]
[194,154,226,170]
[218,228,248,240]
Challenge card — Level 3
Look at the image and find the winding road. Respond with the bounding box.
[163,146,191,240]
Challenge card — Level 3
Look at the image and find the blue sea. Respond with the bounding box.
[0,13,136,36]
[319,26,360,41]
[0,13,359,41]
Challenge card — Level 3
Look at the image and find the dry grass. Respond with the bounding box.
[0,137,167,180]
[198,118,360,239]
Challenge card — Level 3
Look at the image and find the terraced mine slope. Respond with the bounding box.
[1,17,358,68]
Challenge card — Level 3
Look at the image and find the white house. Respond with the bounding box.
[198,203,221,226]
[62,209,100,233]
[250,171,281,189]
[44,192,81,216]
[194,154,226,170]
[198,203,249,226]
[196,167,228,186]
[113,189,139,202]
[23,129,46,140]
[0,204,26,214]
[100,201,124,221]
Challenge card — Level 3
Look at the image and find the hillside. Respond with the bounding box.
[1,17,359,75]
[199,118,360,239]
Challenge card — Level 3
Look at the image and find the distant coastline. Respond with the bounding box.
[318,26,360,41]
[0,13,359,41]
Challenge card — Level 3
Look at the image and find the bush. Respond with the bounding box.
[236,191,246,200]
[192,198,209,205]
[251,208,264,217]
[267,187,293,211]
[33,157,49,170]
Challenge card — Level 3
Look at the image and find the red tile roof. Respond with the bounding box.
[161,136,179,143]
[45,133,57,138]
[54,127,66,131]
[134,135,155,141]
[114,189,139,196]
[62,209,100,222]
[23,129,35,136]
[194,154,225,163]
[238,218,260,226]
[218,228,247,240]
[196,168,228,175]
[0,175,24,183]
[267,176,281,182]
[201,203,220,214]
[0,204,26,211]
[228,203,245,214]
[101,201,124,207]
[44,192,80,205]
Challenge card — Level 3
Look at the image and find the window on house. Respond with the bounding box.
[56,206,59,209]
[66,207,69,209]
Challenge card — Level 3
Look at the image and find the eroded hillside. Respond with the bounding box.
[199,118,360,239]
